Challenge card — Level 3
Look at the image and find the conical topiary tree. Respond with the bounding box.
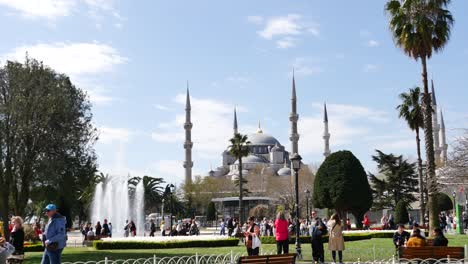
[395,200,409,225]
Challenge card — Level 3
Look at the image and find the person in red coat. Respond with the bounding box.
[274,212,289,254]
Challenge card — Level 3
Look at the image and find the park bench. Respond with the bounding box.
[399,246,464,260]
[6,254,24,264]
[238,253,296,264]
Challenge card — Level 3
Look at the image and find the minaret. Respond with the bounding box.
[183,84,193,185]
[323,103,331,158]
[431,79,441,163]
[289,71,299,156]
[233,107,238,135]
[439,110,448,166]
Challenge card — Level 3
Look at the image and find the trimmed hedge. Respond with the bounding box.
[24,243,44,252]
[94,238,240,250]
[260,233,373,244]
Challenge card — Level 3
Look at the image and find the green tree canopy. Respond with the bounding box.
[434,192,453,212]
[206,201,216,221]
[313,150,372,226]
[394,200,409,225]
[369,150,419,210]
[228,133,250,223]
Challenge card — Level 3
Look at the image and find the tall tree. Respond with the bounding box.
[396,87,425,221]
[129,176,165,214]
[228,133,250,223]
[369,150,419,210]
[313,150,372,227]
[386,0,454,232]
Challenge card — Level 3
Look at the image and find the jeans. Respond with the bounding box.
[331,250,343,263]
[247,247,259,256]
[276,239,289,254]
[41,248,63,264]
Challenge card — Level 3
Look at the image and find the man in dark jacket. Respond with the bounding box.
[41,204,67,264]
[432,228,448,246]
[393,224,410,248]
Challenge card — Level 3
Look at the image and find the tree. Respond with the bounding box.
[0,57,97,237]
[129,175,165,214]
[228,133,250,223]
[313,150,372,227]
[369,150,419,210]
[397,87,425,221]
[439,129,468,184]
[385,0,454,232]
[434,192,453,213]
[206,202,216,222]
[394,200,409,225]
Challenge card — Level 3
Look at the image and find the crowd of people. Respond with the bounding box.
[157,219,200,237]
[80,218,114,242]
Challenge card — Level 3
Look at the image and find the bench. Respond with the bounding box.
[6,254,24,264]
[400,246,464,260]
[238,253,296,264]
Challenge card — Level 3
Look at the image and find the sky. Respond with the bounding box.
[0,0,466,185]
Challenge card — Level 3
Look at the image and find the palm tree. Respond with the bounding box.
[386,0,454,231]
[397,87,425,222]
[229,133,250,224]
[129,176,165,213]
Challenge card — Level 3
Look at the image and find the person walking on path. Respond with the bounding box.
[311,220,325,263]
[244,216,260,256]
[149,220,156,237]
[274,212,289,255]
[41,204,67,264]
[220,219,226,236]
[327,214,345,264]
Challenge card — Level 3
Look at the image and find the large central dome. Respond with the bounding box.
[247,132,281,146]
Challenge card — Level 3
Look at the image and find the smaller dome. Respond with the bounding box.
[277,167,291,176]
[235,154,268,164]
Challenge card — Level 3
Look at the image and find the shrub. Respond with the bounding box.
[260,233,373,244]
[24,243,44,252]
[94,238,239,250]
[395,200,409,225]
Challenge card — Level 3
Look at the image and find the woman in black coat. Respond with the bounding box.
[10,216,25,254]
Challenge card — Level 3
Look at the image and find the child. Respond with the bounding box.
[311,221,325,263]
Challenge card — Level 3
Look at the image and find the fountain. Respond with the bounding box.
[91,174,145,237]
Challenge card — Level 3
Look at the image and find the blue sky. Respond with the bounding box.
[0,0,466,185]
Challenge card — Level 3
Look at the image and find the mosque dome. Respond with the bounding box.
[247,132,281,146]
[277,167,291,176]
[235,154,269,164]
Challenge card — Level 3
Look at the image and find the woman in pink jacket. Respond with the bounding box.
[274,211,289,254]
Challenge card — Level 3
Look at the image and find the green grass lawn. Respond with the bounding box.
[23,235,468,264]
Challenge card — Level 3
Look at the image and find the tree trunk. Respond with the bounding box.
[421,55,438,233]
[238,159,244,224]
[415,128,425,225]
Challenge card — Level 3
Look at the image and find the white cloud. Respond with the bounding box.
[152,94,253,159]
[367,40,380,47]
[153,160,185,183]
[276,37,297,49]
[247,15,263,25]
[98,126,131,144]
[363,63,379,73]
[2,42,126,77]
[1,42,126,105]
[258,14,302,39]
[155,104,171,111]
[292,57,323,76]
[0,0,119,20]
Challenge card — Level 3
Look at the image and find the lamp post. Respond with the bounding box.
[290,153,302,260]
[161,198,165,223]
[452,191,457,216]
[304,189,310,225]
[170,184,175,229]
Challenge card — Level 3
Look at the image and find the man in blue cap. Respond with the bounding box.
[41,204,67,264]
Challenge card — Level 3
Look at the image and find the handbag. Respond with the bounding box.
[252,235,261,249]
[46,242,59,251]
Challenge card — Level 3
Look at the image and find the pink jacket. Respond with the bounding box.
[275,219,289,241]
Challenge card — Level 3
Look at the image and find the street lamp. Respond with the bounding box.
[304,189,310,225]
[452,191,457,216]
[290,153,302,260]
[170,184,175,229]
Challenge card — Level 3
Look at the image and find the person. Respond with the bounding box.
[220,219,226,236]
[244,216,261,256]
[34,222,43,241]
[274,212,289,255]
[345,218,351,230]
[149,219,156,237]
[129,221,136,236]
[362,214,370,230]
[9,216,25,254]
[102,219,110,237]
[227,218,234,237]
[189,220,199,236]
[311,221,325,263]
[388,214,395,230]
[86,227,95,239]
[108,222,113,237]
[310,211,328,235]
[41,204,67,264]
[0,237,15,264]
[410,223,425,238]
[95,221,102,237]
[160,220,166,236]
[169,225,178,236]
[124,220,130,237]
[327,214,345,264]
[432,228,448,246]
[408,214,414,229]
[381,215,388,230]
[393,224,410,249]
[407,228,426,247]
[463,212,468,230]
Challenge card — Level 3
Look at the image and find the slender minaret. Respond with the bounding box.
[183,84,193,185]
[323,103,331,158]
[289,71,299,156]
[439,110,448,166]
[431,79,441,163]
[233,107,238,135]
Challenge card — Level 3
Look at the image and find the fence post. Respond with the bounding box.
[465,244,468,263]
[230,250,233,264]
[104,256,108,264]
[196,252,199,264]
[447,254,450,263]
[153,254,156,264]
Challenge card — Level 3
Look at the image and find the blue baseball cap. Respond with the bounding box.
[44,204,57,211]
